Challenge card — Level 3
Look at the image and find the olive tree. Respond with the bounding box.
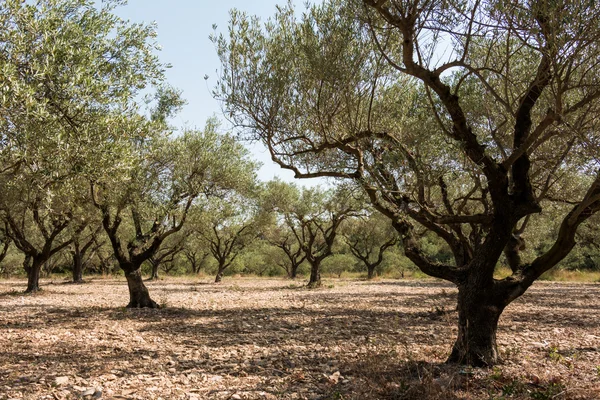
[147,233,186,280]
[91,122,257,307]
[262,181,362,288]
[215,0,600,365]
[0,0,165,292]
[261,180,307,279]
[343,212,399,279]
[196,191,263,283]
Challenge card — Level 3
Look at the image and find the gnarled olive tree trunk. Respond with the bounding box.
[447,281,505,366]
[123,265,158,308]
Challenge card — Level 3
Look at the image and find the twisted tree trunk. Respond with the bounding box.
[124,268,158,308]
[447,282,504,366]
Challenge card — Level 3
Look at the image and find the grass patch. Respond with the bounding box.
[539,269,600,282]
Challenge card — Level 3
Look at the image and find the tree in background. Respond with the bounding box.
[70,224,102,283]
[181,236,211,275]
[196,191,263,283]
[264,223,307,279]
[92,121,257,307]
[216,0,600,364]
[0,175,85,292]
[343,212,399,279]
[147,232,186,280]
[265,183,361,288]
[261,180,307,279]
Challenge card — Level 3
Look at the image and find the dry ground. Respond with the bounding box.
[0,277,599,400]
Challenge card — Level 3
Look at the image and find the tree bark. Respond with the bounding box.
[72,252,84,283]
[25,257,42,293]
[125,268,158,308]
[307,260,321,288]
[367,265,376,280]
[290,264,298,279]
[215,267,225,283]
[149,258,160,281]
[446,284,504,366]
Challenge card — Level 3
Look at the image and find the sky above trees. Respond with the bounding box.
[115,0,312,184]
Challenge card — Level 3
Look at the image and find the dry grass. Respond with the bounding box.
[0,277,599,399]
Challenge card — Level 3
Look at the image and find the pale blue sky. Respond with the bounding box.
[115,0,312,184]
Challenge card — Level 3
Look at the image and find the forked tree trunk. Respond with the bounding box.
[307,260,321,288]
[25,256,42,293]
[124,268,158,308]
[72,252,84,283]
[447,283,505,366]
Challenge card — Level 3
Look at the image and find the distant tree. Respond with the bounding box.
[0,183,82,291]
[90,238,114,276]
[265,224,307,279]
[70,225,103,283]
[343,213,399,279]
[147,234,185,280]
[321,253,355,278]
[261,181,307,279]
[197,193,262,283]
[216,0,600,365]
[263,183,362,288]
[181,238,211,275]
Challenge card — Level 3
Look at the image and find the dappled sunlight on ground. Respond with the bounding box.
[0,278,599,399]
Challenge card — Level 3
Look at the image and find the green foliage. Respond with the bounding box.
[322,253,356,278]
[215,0,600,289]
[0,0,168,281]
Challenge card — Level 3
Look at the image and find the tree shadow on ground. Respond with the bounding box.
[1,279,599,399]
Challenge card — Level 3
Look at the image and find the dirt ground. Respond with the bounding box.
[0,277,599,400]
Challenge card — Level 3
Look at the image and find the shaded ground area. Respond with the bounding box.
[0,277,599,399]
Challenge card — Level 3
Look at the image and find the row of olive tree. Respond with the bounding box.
[0,0,257,308]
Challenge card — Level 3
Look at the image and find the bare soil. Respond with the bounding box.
[0,277,599,400]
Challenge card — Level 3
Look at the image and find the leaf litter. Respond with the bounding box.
[0,278,599,399]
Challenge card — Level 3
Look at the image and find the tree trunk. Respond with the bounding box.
[191,261,200,274]
[149,259,160,281]
[25,257,42,293]
[290,264,298,279]
[215,267,225,283]
[307,260,321,288]
[125,268,158,308]
[72,252,84,283]
[367,265,376,280]
[447,285,504,366]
